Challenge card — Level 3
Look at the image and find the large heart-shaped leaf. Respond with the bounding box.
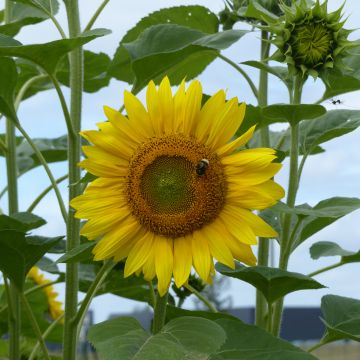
[320,295,360,344]
[88,316,227,360]
[123,24,247,93]
[216,262,324,304]
[109,5,219,83]
[0,231,62,290]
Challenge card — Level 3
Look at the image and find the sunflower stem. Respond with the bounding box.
[218,53,259,100]
[4,2,21,359]
[84,0,111,32]
[184,283,218,313]
[73,260,115,339]
[256,30,271,330]
[152,292,169,334]
[21,292,50,360]
[307,262,344,278]
[63,0,83,358]
[272,74,303,337]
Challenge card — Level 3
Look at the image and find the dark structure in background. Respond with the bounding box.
[228,307,325,341]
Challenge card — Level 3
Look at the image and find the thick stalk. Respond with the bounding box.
[271,75,303,336]
[152,292,168,334]
[63,1,83,358]
[256,30,271,329]
[4,2,21,359]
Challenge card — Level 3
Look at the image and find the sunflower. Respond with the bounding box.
[27,267,63,320]
[71,77,284,296]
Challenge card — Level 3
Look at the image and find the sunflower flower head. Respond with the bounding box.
[269,0,354,79]
[27,267,63,321]
[71,77,284,296]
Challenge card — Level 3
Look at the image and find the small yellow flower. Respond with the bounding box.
[71,77,284,295]
[27,267,63,320]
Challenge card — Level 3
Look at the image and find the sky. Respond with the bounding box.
[0,0,359,323]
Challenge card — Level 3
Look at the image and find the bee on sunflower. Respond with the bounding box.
[71,77,284,296]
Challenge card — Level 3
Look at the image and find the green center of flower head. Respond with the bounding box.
[141,156,194,214]
[289,20,334,68]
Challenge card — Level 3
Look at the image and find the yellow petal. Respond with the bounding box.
[192,231,211,281]
[224,236,257,266]
[155,237,173,296]
[202,221,235,269]
[124,91,154,137]
[206,98,240,150]
[146,80,163,135]
[173,235,192,288]
[219,207,258,245]
[173,79,186,132]
[142,247,156,281]
[82,146,128,169]
[79,159,126,178]
[158,77,174,134]
[195,90,225,143]
[182,80,202,135]
[217,125,256,157]
[124,232,154,277]
[229,207,278,238]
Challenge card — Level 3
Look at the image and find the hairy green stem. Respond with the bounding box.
[218,53,259,100]
[13,120,68,223]
[308,262,343,277]
[256,30,271,330]
[27,174,68,212]
[4,2,21,359]
[84,0,111,32]
[148,281,156,308]
[74,261,115,339]
[49,75,77,139]
[152,292,169,334]
[15,75,49,111]
[21,293,50,360]
[184,284,218,313]
[272,75,303,336]
[63,1,83,357]
[28,313,65,360]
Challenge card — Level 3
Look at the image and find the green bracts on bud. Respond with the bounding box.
[268,0,354,80]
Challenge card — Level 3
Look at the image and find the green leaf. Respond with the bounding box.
[0,134,68,175]
[300,109,360,155]
[57,50,111,93]
[310,241,354,259]
[57,242,95,264]
[243,60,292,90]
[124,24,247,93]
[0,57,18,122]
[13,0,59,16]
[216,262,325,304]
[0,1,58,36]
[238,0,279,24]
[310,241,360,265]
[0,29,110,75]
[36,256,60,274]
[88,316,226,360]
[0,212,45,232]
[212,318,317,359]
[79,265,150,303]
[271,197,360,251]
[109,5,219,82]
[262,104,326,126]
[321,295,360,344]
[322,42,360,100]
[0,231,62,290]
